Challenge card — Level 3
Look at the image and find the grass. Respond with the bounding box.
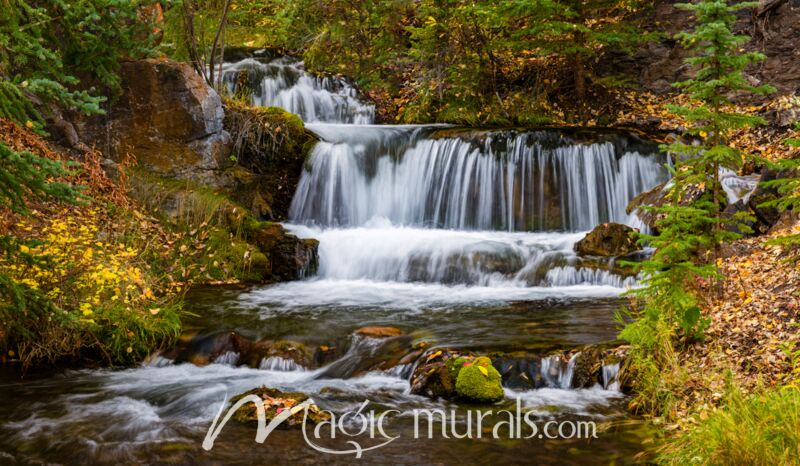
[658,385,800,465]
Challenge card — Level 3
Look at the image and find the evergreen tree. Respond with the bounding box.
[758,123,800,251]
[620,0,773,415]
[0,0,157,128]
[667,0,774,242]
[502,0,648,101]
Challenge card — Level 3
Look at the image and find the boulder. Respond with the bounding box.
[77,59,233,181]
[410,349,470,399]
[454,356,505,403]
[249,222,319,280]
[316,333,415,379]
[574,223,638,257]
[410,351,504,403]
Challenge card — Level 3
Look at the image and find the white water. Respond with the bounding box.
[0,56,665,465]
[220,57,375,124]
[291,126,668,231]
[540,354,578,389]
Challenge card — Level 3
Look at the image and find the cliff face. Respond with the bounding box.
[74,58,317,282]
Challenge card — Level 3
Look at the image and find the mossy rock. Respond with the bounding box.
[455,357,504,403]
[230,386,329,427]
[445,356,468,381]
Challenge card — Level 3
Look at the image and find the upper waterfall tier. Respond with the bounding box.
[220,57,375,124]
[290,126,670,232]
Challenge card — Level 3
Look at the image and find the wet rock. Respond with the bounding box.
[626,181,705,232]
[354,326,403,338]
[455,356,505,403]
[491,356,546,389]
[410,349,472,399]
[574,223,638,257]
[249,222,319,280]
[158,332,313,369]
[165,331,238,366]
[230,386,329,427]
[570,347,603,389]
[577,255,640,279]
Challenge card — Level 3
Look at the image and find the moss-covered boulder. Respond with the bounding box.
[410,349,471,399]
[230,386,329,427]
[224,100,318,219]
[455,356,505,403]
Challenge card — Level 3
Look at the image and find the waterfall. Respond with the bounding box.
[290,127,668,231]
[540,354,577,389]
[220,57,375,124]
[259,356,306,372]
[602,363,621,391]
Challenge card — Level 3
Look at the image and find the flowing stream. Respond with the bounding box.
[0,57,668,465]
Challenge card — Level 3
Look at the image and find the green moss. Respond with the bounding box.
[455,359,505,403]
[446,356,467,381]
[223,99,317,169]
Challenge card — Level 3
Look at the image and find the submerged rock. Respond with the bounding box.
[316,333,415,379]
[574,223,638,257]
[354,326,403,338]
[230,386,329,427]
[157,331,313,369]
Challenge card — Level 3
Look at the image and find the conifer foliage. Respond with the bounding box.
[620,0,773,416]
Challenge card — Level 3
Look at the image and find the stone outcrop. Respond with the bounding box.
[78,59,233,182]
[74,58,318,282]
[574,223,639,257]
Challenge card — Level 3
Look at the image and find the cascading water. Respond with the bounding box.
[220,57,375,124]
[0,56,665,464]
[279,127,668,290]
[291,126,667,231]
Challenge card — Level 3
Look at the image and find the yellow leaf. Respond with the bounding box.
[478,366,488,377]
[426,350,442,361]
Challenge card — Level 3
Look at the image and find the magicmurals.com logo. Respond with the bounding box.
[202,395,598,458]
